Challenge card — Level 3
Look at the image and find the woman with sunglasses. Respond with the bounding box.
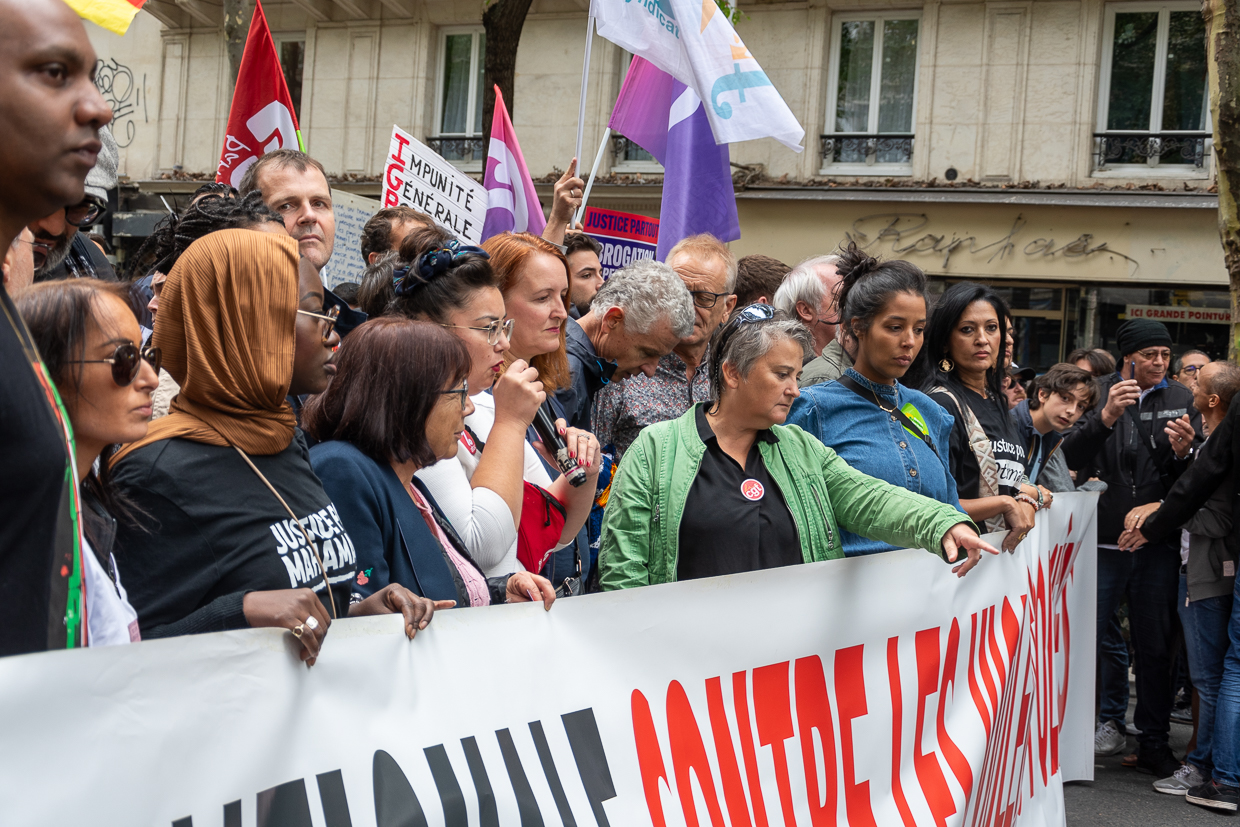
[921,282,1042,549]
[786,245,969,556]
[17,278,159,645]
[109,230,446,665]
[305,318,556,610]
[483,232,602,591]
[367,225,546,577]
[599,305,997,591]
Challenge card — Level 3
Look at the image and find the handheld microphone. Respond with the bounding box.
[531,401,588,487]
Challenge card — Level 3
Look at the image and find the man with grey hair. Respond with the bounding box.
[558,258,695,431]
[594,233,738,458]
[773,254,850,387]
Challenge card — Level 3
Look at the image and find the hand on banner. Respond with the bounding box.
[941,523,1000,577]
[1165,414,1196,458]
[506,571,557,610]
[1000,496,1037,552]
[243,589,332,666]
[543,159,584,246]
[351,585,455,640]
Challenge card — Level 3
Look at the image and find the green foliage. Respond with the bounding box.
[715,0,746,25]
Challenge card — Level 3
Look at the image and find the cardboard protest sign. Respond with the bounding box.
[582,207,659,277]
[383,126,487,244]
[320,189,379,290]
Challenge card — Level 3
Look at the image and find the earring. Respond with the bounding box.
[939,357,955,373]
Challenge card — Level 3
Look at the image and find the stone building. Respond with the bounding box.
[89,0,1228,366]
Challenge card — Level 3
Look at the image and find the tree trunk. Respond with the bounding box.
[223,0,254,88]
[482,0,536,152]
[1203,0,1240,359]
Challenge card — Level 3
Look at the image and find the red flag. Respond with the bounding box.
[216,0,302,187]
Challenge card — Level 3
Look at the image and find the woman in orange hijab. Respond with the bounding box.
[112,229,448,665]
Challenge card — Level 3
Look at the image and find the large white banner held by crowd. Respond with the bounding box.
[0,494,1098,826]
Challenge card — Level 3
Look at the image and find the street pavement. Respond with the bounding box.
[1065,706,1231,825]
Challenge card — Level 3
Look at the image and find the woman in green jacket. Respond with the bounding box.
[599,305,997,590]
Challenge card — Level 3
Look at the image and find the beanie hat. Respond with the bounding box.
[1115,318,1172,356]
[84,125,119,201]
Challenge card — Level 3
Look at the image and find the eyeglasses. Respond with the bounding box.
[1180,364,1204,375]
[1135,348,1172,362]
[438,318,515,347]
[690,290,732,309]
[439,379,469,410]
[75,342,161,387]
[297,305,341,344]
[65,195,107,229]
[813,316,839,327]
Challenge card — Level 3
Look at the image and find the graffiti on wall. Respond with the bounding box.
[95,58,147,148]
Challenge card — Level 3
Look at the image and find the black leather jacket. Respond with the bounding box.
[1060,373,1200,544]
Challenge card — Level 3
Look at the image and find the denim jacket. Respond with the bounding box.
[787,369,966,555]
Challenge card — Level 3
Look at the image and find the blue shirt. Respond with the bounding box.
[787,368,966,555]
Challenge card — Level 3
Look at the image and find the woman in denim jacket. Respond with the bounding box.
[787,244,968,556]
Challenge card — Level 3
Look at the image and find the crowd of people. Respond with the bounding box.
[4,0,1240,816]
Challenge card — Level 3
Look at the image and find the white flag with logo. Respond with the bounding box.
[593,0,804,151]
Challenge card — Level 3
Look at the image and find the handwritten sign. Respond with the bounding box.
[320,189,379,290]
[1126,304,1230,324]
[383,126,487,244]
[582,207,659,278]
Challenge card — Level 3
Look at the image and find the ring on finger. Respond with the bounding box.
[305,615,320,631]
[292,623,305,638]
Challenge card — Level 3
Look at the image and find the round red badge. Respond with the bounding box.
[741,479,764,501]
[459,429,477,455]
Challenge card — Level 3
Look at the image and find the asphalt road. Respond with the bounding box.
[1065,707,1231,825]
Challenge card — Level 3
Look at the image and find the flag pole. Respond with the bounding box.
[573,9,594,178]
[574,127,610,228]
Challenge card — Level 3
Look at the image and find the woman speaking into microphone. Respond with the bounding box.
[598,305,997,591]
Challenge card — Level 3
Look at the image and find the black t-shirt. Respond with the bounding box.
[0,287,77,655]
[929,382,1026,499]
[112,431,356,637]
[677,405,801,580]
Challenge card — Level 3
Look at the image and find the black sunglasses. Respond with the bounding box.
[65,195,107,229]
[76,342,161,387]
[690,290,732,309]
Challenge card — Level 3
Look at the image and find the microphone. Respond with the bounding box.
[531,401,588,487]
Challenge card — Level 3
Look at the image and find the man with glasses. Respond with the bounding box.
[1174,350,1212,392]
[30,125,118,281]
[594,234,736,459]
[0,0,113,656]
[1064,319,1202,778]
[771,254,846,387]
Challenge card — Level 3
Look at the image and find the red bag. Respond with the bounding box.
[517,482,566,574]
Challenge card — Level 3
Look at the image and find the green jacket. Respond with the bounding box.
[599,405,974,590]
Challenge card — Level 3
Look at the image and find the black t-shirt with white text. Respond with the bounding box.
[930,382,1026,500]
[112,431,356,637]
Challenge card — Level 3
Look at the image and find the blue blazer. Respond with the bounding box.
[310,440,488,603]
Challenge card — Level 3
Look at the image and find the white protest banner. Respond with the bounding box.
[321,189,380,290]
[383,126,488,244]
[0,494,1097,826]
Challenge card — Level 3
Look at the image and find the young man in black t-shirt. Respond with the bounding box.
[0,0,113,655]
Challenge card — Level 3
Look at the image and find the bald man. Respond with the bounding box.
[0,0,113,656]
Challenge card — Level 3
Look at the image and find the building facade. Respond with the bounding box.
[89,0,1228,367]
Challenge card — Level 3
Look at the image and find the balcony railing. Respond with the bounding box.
[1093,131,1210,170]
[820,134,914,167]
[612,135,657,165]
[426,136,485,164]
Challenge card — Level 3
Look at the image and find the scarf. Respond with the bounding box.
[113,229,300,462]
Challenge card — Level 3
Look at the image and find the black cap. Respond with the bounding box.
[1115,319,1172,357]
[1008,363,1035,384]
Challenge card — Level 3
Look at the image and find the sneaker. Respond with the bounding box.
[1125,721,1141,736]
[1135,745,1182,778]
[1094,720,1126,756]
[1187,780,1240,812]
[1154,763,1205,795]
[1170,706,1194,724]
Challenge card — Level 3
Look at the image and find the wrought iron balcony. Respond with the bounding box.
[820,134,914,166]
[1093,132,1210,169]
[426,136,485,163]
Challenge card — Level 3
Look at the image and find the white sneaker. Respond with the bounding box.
[1094,720,1126,756]
[1154,763,1205,795]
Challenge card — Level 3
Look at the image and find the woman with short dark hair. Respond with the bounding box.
[787,244,968,555]
[305,318,555,609]
[600,305,995,590]
[922,282,1043,544]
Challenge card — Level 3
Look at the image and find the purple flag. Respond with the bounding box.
[482,85,546,241]
[608,58,739,260]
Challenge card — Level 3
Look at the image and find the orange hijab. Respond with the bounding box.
[114,228,301,461]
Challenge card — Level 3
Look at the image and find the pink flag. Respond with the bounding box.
[482,86,545,240]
